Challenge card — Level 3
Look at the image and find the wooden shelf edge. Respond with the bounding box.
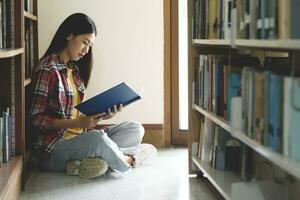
[234,39,300,50]
[0,48,24,58]
[192,39,300,50]
[193,104,300,180]
[24,78,31,86]
[192,104,231,132]
[232,130,300,180]
[192,39,231,46]
[0,156,23,200]
[24,11,38,21]
[192,155,242,200]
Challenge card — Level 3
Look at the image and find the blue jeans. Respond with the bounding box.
[43,121,144,173]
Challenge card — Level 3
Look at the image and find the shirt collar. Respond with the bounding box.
[54,53,80,73]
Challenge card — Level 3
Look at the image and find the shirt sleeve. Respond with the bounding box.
[29,67,56,133]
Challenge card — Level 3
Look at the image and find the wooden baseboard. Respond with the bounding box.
[143,124,164,148]
[143,124,163,130]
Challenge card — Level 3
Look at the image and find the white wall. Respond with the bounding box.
[38,0,164,124]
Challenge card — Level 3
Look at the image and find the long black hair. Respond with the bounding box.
[42,13,97,87]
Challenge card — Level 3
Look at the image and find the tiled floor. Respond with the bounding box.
[21,147,224,200]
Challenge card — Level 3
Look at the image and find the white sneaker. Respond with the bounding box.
[131,144,157,167]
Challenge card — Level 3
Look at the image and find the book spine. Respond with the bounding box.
[0,117,3,166]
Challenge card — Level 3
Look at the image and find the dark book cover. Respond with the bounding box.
[75,82,142,116]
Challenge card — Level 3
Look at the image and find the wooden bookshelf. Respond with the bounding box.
[188,0,300,199]
[0,48,24,59]
[0,0,38,199]
[192,156,241,200]
[0,156,23,200]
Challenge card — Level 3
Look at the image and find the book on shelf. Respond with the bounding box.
[263,70,271,146]
[197,118,205,159]
[0,117,2,166]
[193,0,230,39]
[227,66,241,122]
[255,72,264,143]
[194,0,300,40]
[281,0,300,39]
[0,107,13,166]
[283,77,300,160]
[215,59,224,116]
[75,82,143,116]
[268,73,283,153]
[241,67,256,138]
[200,118,214,162]
[215,127,241,171]
[24,0,34,14]
[0,1,2,49]
[231,96,242,130]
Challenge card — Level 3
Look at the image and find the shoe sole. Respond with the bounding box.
[67,158,108,179]
[66,160,80,176]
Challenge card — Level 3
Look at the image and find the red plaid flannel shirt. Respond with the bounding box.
[29,53,85,159]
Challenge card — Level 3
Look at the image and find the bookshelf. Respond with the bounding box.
[193,104,300,180]
[188,0,300,199]
[192,156,241,200]
[0,0,38,199]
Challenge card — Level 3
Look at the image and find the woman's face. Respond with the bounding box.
[65,33,95,61]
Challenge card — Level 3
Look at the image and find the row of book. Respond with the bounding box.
[25,20,36,78]
[193,54,260,117]
[198,118,256,182]
[192,0,231,39]
[240,68,300,160]
[0,107,15,167]
[192,0,300,40]
[193,54,300,161]
[197,118,295,200]
[236,0,277,39]
[0,0,15,49]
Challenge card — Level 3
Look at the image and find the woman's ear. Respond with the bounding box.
[67,33,74,41]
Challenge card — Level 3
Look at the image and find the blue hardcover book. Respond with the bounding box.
[268,74,283,152]
[263,71,270,146]
[283,77,300,160]
[215,62,223,116]
[75,82,142,116]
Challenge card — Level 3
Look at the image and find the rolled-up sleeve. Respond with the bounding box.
[30,67,56,133]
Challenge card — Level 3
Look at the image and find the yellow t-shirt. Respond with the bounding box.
[64,68,84,139]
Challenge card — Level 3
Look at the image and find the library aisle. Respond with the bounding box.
[21,148,223,200]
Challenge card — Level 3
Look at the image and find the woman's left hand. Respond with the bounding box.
[103,104,123,120]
